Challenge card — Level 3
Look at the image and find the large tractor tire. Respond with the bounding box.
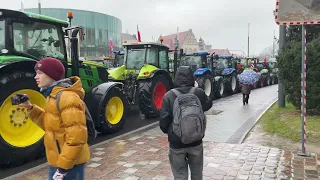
[268,76,273,85]
[271,75,275,85]
[259,78,265,88]
[274,76,279,84]
[196,73,214,99]
[253,81,259,89]
[0,71,46,167]
[139,74,171,118]
[214,78,224,99]
[226,73,238,94]
[97,86,128,133]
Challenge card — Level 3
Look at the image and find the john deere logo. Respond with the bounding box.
[38,63,42,68]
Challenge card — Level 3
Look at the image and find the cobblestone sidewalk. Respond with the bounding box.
[12,127,320,180]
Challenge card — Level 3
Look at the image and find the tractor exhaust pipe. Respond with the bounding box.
[70,28,80,76]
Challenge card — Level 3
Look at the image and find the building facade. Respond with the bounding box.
[121,33,138,44]
[159,29,199,54]
[158,29,231,57]
[25,8,122,58]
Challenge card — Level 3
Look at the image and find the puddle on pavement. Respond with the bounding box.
[205,109,223,115]
[243,124,320,153]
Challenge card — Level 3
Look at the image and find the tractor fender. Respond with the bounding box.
[0,59,38,74]
[194,68,211,76]
[142,69,174,88]
[84,81,124,127]
[221,68,235,76]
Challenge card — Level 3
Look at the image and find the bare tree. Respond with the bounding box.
[259,44,279,58]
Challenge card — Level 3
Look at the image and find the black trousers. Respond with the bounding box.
[243,94,249,104]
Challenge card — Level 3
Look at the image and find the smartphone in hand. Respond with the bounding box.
[11,94,29,105]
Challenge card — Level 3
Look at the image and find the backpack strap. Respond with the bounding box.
[189,87,196,94]
[171,89,181,97]
[56,91,64,113]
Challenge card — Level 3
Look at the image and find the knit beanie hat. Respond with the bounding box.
[34,57,65,81]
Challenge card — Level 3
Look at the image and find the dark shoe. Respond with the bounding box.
[243,101,246,105]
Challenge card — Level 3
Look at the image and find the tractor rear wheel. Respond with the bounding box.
[196,73,214,99]
[226,73,237,93]
[215,78,224,98]
[0,71,46,167]
[271,76,275,85]
[139,75,171,118]
[97,86,128,133]
[260,79,264,88]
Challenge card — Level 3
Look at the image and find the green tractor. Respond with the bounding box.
[108,41,174,118]
[0,9,128,167]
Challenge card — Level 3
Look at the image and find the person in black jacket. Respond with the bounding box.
[160,66,213,180]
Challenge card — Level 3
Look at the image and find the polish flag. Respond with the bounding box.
[109,36,114,54]
[137,25,141,42]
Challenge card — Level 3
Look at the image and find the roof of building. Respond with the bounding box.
[159,29,191,50]
[208,49,232,56]
[121,33,137,41]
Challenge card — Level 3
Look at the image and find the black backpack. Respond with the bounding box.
[56,90,97,145]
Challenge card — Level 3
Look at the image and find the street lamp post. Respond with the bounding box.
[38,0,41,14]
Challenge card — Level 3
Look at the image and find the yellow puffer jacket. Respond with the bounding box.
[29,76,90,170]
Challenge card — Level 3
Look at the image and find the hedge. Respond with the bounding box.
[277,38,320,115]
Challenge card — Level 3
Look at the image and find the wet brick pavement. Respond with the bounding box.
[11,127,320,180]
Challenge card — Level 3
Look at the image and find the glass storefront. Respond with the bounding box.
[25,8,122,57]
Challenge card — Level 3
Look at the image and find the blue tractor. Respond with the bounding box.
[179,52,224,99]
[213,55,240,95]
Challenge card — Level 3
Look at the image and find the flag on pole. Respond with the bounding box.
[137,25,141,42]
[109,36,114,54]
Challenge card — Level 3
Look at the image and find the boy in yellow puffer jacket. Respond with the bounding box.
[19,57,90,180]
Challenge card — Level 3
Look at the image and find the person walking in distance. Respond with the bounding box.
[241,84,251,105]
[160,66,213,180]
[18,57,90,180]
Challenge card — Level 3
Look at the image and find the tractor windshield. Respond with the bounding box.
[0,20,4,50]
[216,58,230,69]
[180,56,201,71]
[126,48,146,69]
[12,21,65,60]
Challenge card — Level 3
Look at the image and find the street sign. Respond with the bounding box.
[275,0,313,157]
[275,0,320,25]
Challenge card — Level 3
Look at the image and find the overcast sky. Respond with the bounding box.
[3,0,279,55]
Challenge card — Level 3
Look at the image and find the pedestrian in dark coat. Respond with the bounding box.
[160,66,213,180]
[241,84,251,105]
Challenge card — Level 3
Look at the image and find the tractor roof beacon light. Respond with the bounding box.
[67,11,73,26]
[160,37,164,45]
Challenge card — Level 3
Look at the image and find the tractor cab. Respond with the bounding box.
[0,9,108,85]
[124,42,169,71]
[213,55,237,76]
[0,9,68,62]
[180,52,211,72]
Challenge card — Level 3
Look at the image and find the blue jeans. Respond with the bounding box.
[48,163,86,180]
